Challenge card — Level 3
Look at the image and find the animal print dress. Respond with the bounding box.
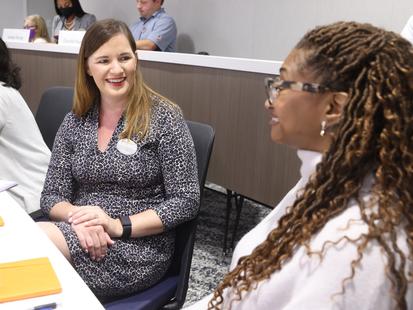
[41,96,200,297]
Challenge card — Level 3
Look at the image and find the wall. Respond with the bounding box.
[166,0,413,60]
[0,0,26,35]
[26,0,56,35]
[79,0,413,60]
[81,0,136,23]
[2,0,412,61]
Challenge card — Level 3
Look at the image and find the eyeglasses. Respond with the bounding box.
[264,76,330,105]
[24,25,37,30]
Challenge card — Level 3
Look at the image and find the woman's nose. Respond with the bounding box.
[264,99,273,110]
[110,60,123,73]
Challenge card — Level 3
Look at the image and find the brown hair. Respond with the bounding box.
[0,38,21,89]
[74,18,173,139]
[209,22,413,309]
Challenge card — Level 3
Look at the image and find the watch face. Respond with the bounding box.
[120,215,131,226]
[120,215,132,239]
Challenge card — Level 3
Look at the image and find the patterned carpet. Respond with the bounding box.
[184,187,271,306]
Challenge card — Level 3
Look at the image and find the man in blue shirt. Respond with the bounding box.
[130,0,177,52]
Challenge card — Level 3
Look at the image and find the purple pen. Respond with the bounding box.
[33,302,57,310]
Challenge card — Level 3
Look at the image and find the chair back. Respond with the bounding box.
[35,86,74,150]
[186,120,215,191]
[165,121,215,309]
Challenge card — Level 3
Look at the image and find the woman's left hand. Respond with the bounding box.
[68,205,109,225]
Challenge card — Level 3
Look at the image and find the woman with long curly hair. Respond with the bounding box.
[188,21,413,309]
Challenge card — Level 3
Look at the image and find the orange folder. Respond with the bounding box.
[0,257,62,303]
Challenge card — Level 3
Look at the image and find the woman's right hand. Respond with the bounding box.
[68,205,123,238]
[71,222,115,261]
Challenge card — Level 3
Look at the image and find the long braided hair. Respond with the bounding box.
[209,21,413,309]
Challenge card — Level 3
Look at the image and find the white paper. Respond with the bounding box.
[2,28,30,43]
[58,30,85,46]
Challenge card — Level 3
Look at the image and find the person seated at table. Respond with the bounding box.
[51,0,96,43]
[38,19,199,299]
[130,0,177,52]
[24,15,51,43]
[187,21,413,310]
[0,38,50,214]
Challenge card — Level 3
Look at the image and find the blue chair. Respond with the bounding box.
[35,86,74,151]
[104,120,215,310]
[30,86,74,221]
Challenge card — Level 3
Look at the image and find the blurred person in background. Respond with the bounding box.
[51,0,96,43]
[24,15,51,43]
[130,0,177,52]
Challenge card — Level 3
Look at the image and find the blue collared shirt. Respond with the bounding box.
[130,8,177,52]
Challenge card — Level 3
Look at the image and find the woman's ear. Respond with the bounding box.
[325,92,348,126]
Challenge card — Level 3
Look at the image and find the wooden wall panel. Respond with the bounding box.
[139,61,301,206]
[11,50,77,113]
[11,49,300,206]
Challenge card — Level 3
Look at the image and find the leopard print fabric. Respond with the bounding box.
[40,96,200,298]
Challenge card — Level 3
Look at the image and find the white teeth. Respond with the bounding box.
[269,117,279,125]
[108,77,125,83]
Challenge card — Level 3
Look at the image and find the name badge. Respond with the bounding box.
[58,30,85,46]
[116,139,138,155]
[2,29,30,43]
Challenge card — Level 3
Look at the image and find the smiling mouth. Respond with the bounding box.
[106,77,127,86]
[269,117,279,125]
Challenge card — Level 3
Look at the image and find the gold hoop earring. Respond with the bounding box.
[320,121,326,137]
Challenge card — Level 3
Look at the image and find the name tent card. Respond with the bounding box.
[2,29,30,43]
[58,30,85,46]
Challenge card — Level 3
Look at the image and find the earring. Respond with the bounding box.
[320,121,326,137]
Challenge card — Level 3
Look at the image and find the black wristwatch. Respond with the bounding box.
[119,215,132,240]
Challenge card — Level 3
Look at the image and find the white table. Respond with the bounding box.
[0,191,104,310]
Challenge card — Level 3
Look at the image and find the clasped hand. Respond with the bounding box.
[68,206,118,261]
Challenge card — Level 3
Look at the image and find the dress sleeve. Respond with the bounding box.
[80,14,97,30]
[151,106,200,230]
[51,15,60,37]
[277,243,395,310]
[230,205,404,310]
[146,15,177,51]
[40,113,77,214]
[0,95,8,131]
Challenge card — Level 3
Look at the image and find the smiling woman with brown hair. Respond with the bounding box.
[38,19,199,299]
[187,21,413,310]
